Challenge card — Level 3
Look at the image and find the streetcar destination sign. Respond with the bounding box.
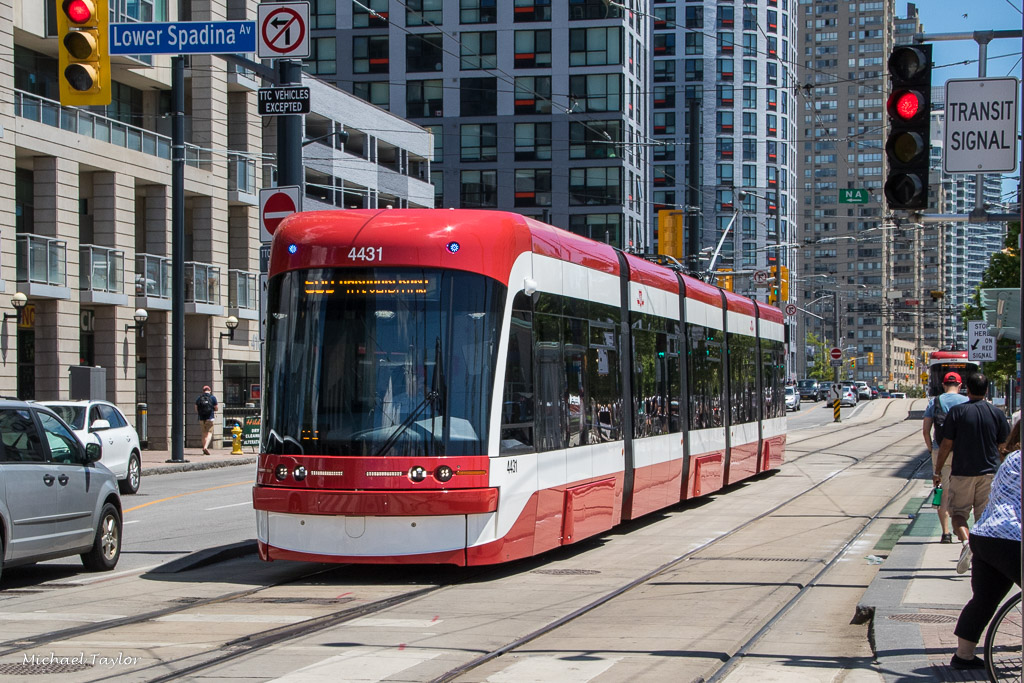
[943,77,1019,173]
[110,21,256,55]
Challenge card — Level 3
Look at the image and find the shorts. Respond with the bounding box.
[201,419,215,439]
[947,473,995,522]
[931,448,952,497]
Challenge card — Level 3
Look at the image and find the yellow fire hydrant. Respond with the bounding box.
[231,423,244,455]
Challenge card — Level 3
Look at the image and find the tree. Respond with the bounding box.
[804,331,832,380]
[962,222,1019,387]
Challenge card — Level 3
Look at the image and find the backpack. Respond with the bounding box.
[197,393,213,417]
[932,394,957,443]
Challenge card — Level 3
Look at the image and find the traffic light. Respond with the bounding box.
[868,352,874,365]
[909,358,914,369]
[57,0,111,106]
[884,44,932,210]
[767,265,789,306]
[851,358,856,369]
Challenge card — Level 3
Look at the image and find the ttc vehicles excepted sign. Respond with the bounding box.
[258,86,310,115]
[943,77,1019,174]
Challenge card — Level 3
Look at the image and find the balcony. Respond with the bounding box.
[15,90,206,168]
[185,262,224,316]
[228,153,258,205]
[16,234,70,300]
[135,253,172,311]
[80,245,128,306]
[228,270,259,321]
[227,59,259,91]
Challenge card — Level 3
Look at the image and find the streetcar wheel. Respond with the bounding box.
[81,503,121,572]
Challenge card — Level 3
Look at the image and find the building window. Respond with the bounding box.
[570,167,621,205]
[461,77,497,115]
[743,60,757,82]
[743,138,757,161]
[717,137,734,159]
[514,0,551,21]
[716,163,734,185]
[743,165,756,187]
[569,0,621,21]
[570,27,622,66]
[767,113,777,137]
[514,76,552,114]
[767,62,778,84]
[569,120,621,159]
[717,84,733,106]
[684,6,703,28]
[406,33,443,72]
[743,112,757,135]
[426,125,443,163]
[352,81,389,108]
[406,79,443,118]
[767,88,777,111]
[515,169,552,207]
[460,170,498,207]
[684,59,703,81]
[654,60,675,82]
[742,86,756,109]
[514,29,552,67]
[461,0,497,24]
[431,169,444,205]
[654,33,676,56]
[351,0,384,28]
[654,84,675,109]
[515,122,552,161]
[718,6,734,28]
[743,33,757,56]
[406,0,442,26]
[353,35,389,74]
[654,6,675,29]
[742,7,756,31]
[716,32,733,54]
[568,213,621,245]
[653,111,675,135]
[716,110,733,133]
[304,37,336,75]
[461,31,497,69]
[460,124,498,162]
[717,58,734,81]
[568,74,621,112]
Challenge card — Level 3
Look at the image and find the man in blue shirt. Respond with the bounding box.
[922,372,969,543]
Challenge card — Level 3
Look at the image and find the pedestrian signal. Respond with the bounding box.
[58,0,111,106]
[884,44,932,210]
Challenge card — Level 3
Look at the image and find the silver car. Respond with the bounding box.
[40,400,142,494]
[785,386,801,411]
[0,400,122,581]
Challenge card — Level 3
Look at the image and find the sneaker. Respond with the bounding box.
[202,448,210,455]
[956,543,972,574]
[940,533,953,544]
[950,654,985,670]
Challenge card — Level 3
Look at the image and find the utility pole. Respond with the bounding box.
[168,56,186,464]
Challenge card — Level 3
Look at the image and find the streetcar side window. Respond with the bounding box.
[587,301,622,443]
[500,294,535,455]
[631,312,681,438]
[686,322,725,430]
[727,331,757,425]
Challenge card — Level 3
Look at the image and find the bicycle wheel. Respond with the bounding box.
[986,592,1023,683]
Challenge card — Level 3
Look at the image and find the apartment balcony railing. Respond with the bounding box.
[80,244,128,305]
[135,253,172,311]
[185,262,224,315]
[228,153,258,202]
[14,89,205,167]
[228,269,259,320]
[16,234,69,299]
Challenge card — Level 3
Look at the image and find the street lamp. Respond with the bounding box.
[220,315,239,342]
[4,292,27,324]
[125,308,148,337]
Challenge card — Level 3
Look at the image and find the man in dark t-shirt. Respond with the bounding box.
[934,372,1010,573]
[195,385,218,455]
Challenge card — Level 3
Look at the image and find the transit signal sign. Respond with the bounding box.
[943,77,1019,173]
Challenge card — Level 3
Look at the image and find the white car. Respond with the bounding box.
[785,386,801,411]
[39,401,142,495]
[839,386,859,407]
[854,381,872,401]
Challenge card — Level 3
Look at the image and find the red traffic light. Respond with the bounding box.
[63,0,94,24]
[888,90,925,121]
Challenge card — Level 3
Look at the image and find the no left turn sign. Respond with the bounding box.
[258,2,310,59]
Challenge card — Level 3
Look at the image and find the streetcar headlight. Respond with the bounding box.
[409,466,427,482]
[293,466,307,481]
[275,465,289,481]
[434,465,453,482]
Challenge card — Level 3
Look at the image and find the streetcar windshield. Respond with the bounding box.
[263,268,504,456]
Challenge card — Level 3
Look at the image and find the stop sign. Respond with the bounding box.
[830,347,842,360]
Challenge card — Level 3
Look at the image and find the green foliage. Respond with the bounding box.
[804,331,832,380]
[963,222,1020,387]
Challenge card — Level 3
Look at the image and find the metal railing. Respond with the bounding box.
[228,270,258,310]
[228,153,257,195]
[80,244,124,293]
[136,253,172,299]
[14,90,205,167]
[16,234,66,287]
[185,262,221,305]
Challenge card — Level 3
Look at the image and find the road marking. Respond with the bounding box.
[123,480,251,514]
[0,612,126,622]
[345,617,443,628]
[486,656,622,682]
[123,519,141,524]
[156,614,308,624]
[267,648,442,682]
[206,501,252,511]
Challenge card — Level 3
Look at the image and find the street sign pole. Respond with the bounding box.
[169,55,186,464]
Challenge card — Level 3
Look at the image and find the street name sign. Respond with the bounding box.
[258,2,310,59]
[968,320,997,362]
[838,189,870,204]
[943,77,1019,173]
[258,87,311,115]
[110,21,256,55]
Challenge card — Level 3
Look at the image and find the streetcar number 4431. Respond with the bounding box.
[348,247,383,262]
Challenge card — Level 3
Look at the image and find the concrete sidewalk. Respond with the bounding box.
[860,492,993,682]
[138,444,257,476]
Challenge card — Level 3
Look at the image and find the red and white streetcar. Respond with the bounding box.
[253,209,786,565]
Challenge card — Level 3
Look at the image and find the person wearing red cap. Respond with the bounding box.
[195,385,218,454]
[934,372,1010,574]
[923,371,968,543]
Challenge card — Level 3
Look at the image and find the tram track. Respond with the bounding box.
[0,405,922,682]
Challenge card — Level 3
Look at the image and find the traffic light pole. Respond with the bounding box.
[169,56,186,464]
[277,60,304,189]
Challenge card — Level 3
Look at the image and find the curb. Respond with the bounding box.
[142,457,257,476]
[148,540,258,574]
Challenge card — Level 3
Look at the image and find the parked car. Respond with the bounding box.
[870,387,879,399]
[854,381,872,401]
[878,389,891,398]
[0,399,122,581]
[891,392,907,399]
[839,386,859,407]
[785,386,801,411]
[39,401,142,495]
[796,379,820,402]
[840,381,859,402]
[818,381,834,401]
